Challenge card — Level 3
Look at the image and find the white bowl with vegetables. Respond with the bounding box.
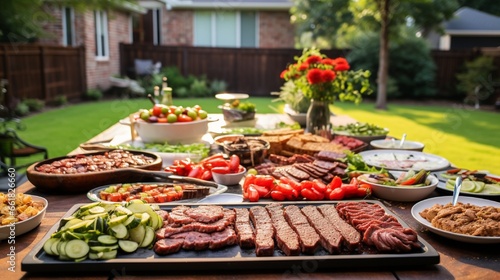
[332,122,389,143]
[358,170,438,202]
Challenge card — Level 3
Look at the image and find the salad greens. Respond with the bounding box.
[111,143,210,159]
[344,151,387,179]
[333,122,388,136]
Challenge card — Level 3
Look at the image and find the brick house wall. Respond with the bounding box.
[39,5,134,91]
[160,9,294,48]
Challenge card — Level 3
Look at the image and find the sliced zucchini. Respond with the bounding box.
[97,235,118,245]
[100,250,117,260]
[110,223,128,239]
[50,239,61,256]
[90,245,119,253]
[118,240,139,253]
[140,226,155,248]
[129,224,146,244]
[88,251,104,260]
[108,215,128,227]
[124,215,141,229]
[65,239,89,259]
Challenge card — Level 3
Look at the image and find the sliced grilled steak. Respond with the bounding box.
[210,227,238,250]
[185,205,225,223]
[294,163,325,178]
[159,209,235,237]
[316,150,346,161]
[179,231,212,251]
[313,160,338,171]
[317,205,360,249]
[301,205,343,254]
[363,224,419,252]
[284,205,321,254]
[154,238,184,255]
[285,167,310,181]
[265,203,300,256]
[167,205,195,225]
[234,208,255,248]
[250,206,275,256]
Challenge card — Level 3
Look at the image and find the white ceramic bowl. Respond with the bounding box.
[370,139,425,152]
[0,195,48,240]
[211,167,246,186]
[133,118,214,144]
[358,171,438,202]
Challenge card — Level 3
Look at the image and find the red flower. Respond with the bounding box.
[280,69,288,79]
[306,55,322,64]
[299,63,310,71]
[333,57,350,71]
[321,58,335,66]
[321,69,336,82]
[306,68,323,84]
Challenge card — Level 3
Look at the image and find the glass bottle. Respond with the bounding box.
[161,77,173,106]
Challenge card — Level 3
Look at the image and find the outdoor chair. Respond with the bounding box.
[0,128,48,172]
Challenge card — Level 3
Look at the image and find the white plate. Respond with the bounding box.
[434,172,500,197]
[198,193,244,204]
[215,93,249,101]
[411,196,500,244]
[359,150,450,171]
[0,195,48,240]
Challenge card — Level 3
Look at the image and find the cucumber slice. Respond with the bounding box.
[483,184,500,194]
[89,206,106,215]
[79,202,101,212]
[118,240,139,253]
[108,215,128,227]
[90,245,119,253]
[59,216,77,228]
[50,239,61,256]
[140,226,155,248]
[110,223,128,239]
[97,235,118,245]
[100,250,117,260]
[69,220,93,232]
[129,224,146,244]
[43,238,58,255]
[124,215,141,229]
[140,212,151,225]
[57,241,68,258]
[60,218,83,231]
[65,239,89,259]
[473,181,485,193]
[460,180,476,192]
[126,203,151,214]
[82,212,108,221]
[115,206,133,216]
[88,251,104,260]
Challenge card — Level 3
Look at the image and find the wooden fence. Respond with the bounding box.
[0,44,86,105]
[120,44,497,98]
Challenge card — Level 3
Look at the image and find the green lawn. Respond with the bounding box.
[12,97,500,175]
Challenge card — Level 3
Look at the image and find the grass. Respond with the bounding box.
[11,97,500,175]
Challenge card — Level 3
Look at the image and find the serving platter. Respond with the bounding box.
[22,200,439,273]
[358,150,450,171]
[433,171,500,197]
[411,196,500,244]
[87,181,228,204]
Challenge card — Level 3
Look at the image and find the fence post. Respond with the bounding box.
[39,45,48,101]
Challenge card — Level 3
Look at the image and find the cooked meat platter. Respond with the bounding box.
[22,200,439,273]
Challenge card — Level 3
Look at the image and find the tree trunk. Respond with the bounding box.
[376,0,390,110]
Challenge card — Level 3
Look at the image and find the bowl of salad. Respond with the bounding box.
[332,122,389,143]
[358,170,438,202]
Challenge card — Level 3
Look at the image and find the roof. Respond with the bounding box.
[445,7,500,35]
[165,0,292,10]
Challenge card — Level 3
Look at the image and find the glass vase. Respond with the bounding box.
[306,99,331,134]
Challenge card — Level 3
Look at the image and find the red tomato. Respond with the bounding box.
[187,165,203,178]
[301,188,319,200]
[300,181,315,190]
[341,184,358,198]
[312,180,327,194]
[356,187,371,198]
[207,159,229,168]
[157,117,168,123]
[275,183,294,197]
[152,105,163,117]
[328,188,345,200]
[228,155,240,172]
[329,176,343,190]
[211,166,230,174]
[146,189,161,197]
[254,175,275,189]
[142,185,155,192]
[251,184,270,198]
[154,193,169,203]
[108,193,122,202]
[177,114,193,122]
[270,190,285,201]
[279,177,300,192]
[143,197,156,203]
[201,170,212,181]
[242,174,256,192]
[247,186,260,202]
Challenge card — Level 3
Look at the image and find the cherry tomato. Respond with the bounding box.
[275,183,294,197]
[356,187,371,198]
[254,175,275,189]
[247,186,260,202]
[242,174,256,192]
[341,184,358,198]
[328,188,345,200]
[300,181,315,190]
[270,190,286,201]
[152,105,163,117]
[228,155,240,172]
[201,170,212,181]
[157,117,168,123]
[187,166,203,178]
[108,193,122,202]
[301,188,319,200]
[177,114,193,122]
[312,180,327,194]
[154,193,169,203]
[279,177,300,191]
[328,176,343,189]
[206,159,229,168]
[250,184,270,198]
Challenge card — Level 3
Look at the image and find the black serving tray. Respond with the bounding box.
[22,200,439,273]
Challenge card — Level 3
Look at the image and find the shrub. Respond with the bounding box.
[347,31,436,99]
[456,56,496,106]
[84,89,103,101]
[23,99,45,112]
[210,79,228,94]
[190,78,211,97]
[53,95,68,106]
[14,102,30,116]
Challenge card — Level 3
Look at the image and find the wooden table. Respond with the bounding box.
[2,114,499,280]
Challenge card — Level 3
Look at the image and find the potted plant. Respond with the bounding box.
[273,80,310,125]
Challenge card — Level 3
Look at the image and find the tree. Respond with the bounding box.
[290,0,458,109]
[0,0,138,43]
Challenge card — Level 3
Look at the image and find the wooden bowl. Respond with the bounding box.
[26,150,162,194]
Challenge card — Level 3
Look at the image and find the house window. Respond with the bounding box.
[62,7,75,46]
[94,10,109,59]
[152,8,161,45]
[194,11,258,48]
